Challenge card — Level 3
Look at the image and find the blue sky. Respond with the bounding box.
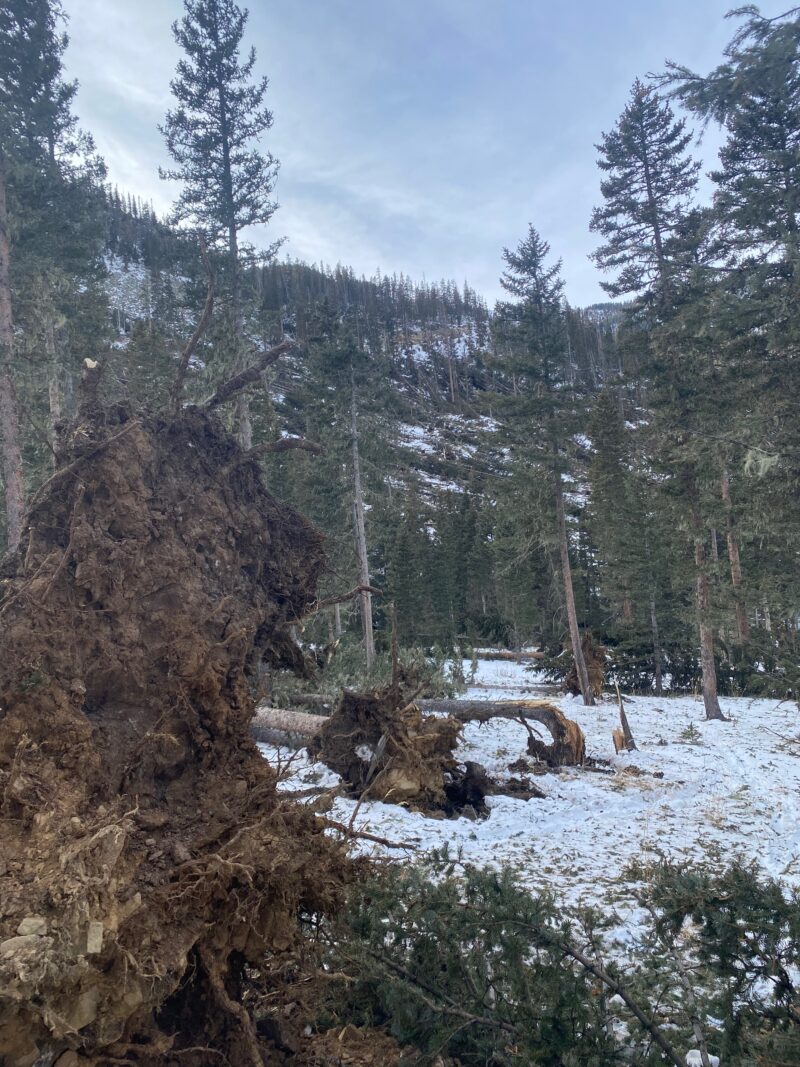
[62,1,788,306]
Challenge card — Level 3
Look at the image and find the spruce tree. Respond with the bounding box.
[494,225,595,704]
[666,7,800,667]
[161,0,279,448]
[591,81,730,719]
[590,80,700,302]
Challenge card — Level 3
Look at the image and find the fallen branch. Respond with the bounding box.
[557,939,685,1067]
[284,692,334,709]
[476,649,545,662]
[323,817,418,851]
[171,234,215,414]
[249,436,322,457]
[204,340,295,410]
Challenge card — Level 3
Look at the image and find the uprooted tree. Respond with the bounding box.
[0,354,364,1066]
[254,690,586,814]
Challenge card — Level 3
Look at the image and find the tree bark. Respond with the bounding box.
[649,594,663,696]
[44,311,63,470]
[211,3,251,453]
[689,493,727,721]
[0,152,24,552]
[351,371,375,669]
[555,475,594,705]
[721,470,749,644]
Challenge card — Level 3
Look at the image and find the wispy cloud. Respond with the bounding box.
[62,0,788,305]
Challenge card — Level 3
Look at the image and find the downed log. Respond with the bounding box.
[290,692,335,709]
[475,649,544,662]
[419,699,585,767]
[252,706,326,744]
[253,698,586,770]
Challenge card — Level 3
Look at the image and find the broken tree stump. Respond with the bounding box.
[613,683,638,754]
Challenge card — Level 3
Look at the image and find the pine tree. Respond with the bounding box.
[161,0,279,448]
[591,80,700,302]
[591,81,730,719]
[494,225,595,704]
[666,7,800,666]
[0,0,96,550]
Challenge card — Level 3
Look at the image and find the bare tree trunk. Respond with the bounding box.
[45,314,63,470]
[649,594,663,696]
[351,372,375,670]
[555,475,594,705]
[447,352,457,404]
[721,470,748,644]
[689,495,726,721]
[333,601,342,638]
[228,227,252,451]
[0,153,24,552]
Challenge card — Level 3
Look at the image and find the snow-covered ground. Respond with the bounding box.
[260,659,800,932]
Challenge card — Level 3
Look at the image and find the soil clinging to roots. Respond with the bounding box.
[309,680,492,817]
[0,404,356,1066]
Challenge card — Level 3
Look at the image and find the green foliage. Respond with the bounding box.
[160,0,278,244]
[590,79,700,299]
[322,854,800,1066]
[326,855,613,1066]
[271,639,464,706]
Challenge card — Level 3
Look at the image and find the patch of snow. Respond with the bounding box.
[259,659,800,944]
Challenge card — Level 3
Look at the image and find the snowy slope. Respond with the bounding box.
[260,659,800,941]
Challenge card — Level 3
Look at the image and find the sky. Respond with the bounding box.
[61,1,789,307]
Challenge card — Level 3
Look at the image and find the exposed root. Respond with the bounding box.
[0,405,354,1065]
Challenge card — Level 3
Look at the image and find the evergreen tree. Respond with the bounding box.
[666,6,800,670]
[493,225,595,704]
[591,80,731,719]
[0,0,104,550]
[161,0,279,447]
[590,79,700,302]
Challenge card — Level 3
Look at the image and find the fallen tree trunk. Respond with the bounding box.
[420,699,585,767]
[252,706,327,744]
[474,649,544,662]
[252,699,586,770]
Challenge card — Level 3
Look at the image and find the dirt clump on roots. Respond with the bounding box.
[0,403,359,1066]
[308,680,491,817]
